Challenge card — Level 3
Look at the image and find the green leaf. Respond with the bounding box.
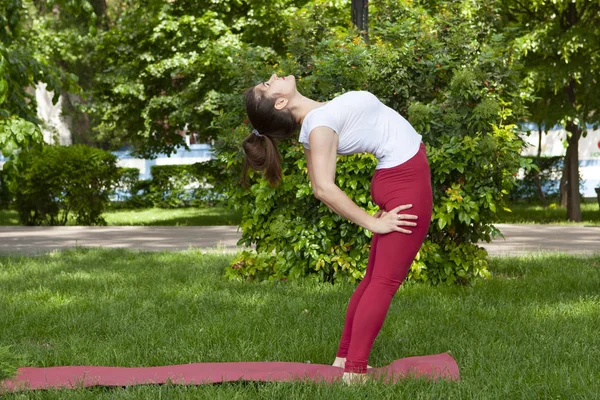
[0,80,8,105]
[1,140,16,157]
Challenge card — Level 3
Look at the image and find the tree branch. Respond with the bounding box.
[510,0,539,21]
[580,0,593,16]
[582,4,600,25]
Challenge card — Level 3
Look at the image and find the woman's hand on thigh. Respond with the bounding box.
[371,204,418,235]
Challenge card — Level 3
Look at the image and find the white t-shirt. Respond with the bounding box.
[299,91,422,169]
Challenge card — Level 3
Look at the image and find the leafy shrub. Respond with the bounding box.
[122,179,153,209]
[139,161,222,208]
[11,145,118,225]
[146,165,199,208]
[105,160,222,209]
[111,167,140,202]
[217,0,529,285]
[107,167,154,210]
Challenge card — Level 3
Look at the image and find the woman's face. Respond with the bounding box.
[255,74,296,99]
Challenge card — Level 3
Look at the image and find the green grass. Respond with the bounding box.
[1,250,599,398]
[0,207,241,227]
[2,198,598,227]
[103,207,241,226]
[497,199,600,225]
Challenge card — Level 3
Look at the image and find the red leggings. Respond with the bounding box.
[337,142,432,373]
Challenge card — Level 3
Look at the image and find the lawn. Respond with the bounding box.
[0,207,241,227]
[1,250,598,399]
[497,198,600,225]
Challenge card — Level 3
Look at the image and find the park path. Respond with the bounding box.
[0,224,598,256]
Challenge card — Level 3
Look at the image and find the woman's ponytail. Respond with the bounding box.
[241,133,283,187]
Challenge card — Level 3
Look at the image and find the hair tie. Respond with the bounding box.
[252,128,262,137]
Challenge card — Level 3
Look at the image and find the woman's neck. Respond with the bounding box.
[289,93,328,125]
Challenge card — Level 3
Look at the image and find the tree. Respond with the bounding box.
[31,0,116,148]
[1,0,93,214]
[500,0,600,221]
[0,0,76,168]
[72,0,312,157]
[214,0,529,284]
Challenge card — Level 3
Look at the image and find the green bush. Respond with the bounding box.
[146,165,198,208]
[143,161,221,208]
[107,167,153,210]
[106,161,222,209]
[110,167,140,203]
[126,179,155,209]
[217,0,529,285]
[11,145,119,225]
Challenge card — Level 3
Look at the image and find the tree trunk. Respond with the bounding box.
[534,125,547,207]
[565,121,582,221]
[90,0,109,29]
[562,77,582,221]
[560,151,568,207]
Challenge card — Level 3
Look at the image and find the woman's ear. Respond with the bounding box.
[274,97,288,110]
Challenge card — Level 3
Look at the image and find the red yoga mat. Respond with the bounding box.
[1,353,459,392]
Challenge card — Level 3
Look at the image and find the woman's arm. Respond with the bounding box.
[304,127,417,234]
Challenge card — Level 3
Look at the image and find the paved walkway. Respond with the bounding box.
[0,224,598,256]
[481,224,599,256]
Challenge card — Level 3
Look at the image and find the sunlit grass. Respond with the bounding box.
[498,198,600,224]
[1,250,598,398]
[103,207,241,226]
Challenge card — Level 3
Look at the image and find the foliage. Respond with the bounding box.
[0,169,11,208]
[142,162,222,208]
[499,0,600,221]
[501,0,600,129]
[12,144,118,225]
[3,0,536,284]
[111,167,141,203]
[3,0,310,155]
[509,156,563,201]
[74,0,310,156]
[111,162,222,209]
[219,0,529,285]
[0,0,78,172]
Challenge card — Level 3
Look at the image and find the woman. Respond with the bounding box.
[243,74,433,383]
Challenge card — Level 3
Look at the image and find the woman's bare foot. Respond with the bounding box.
[342,372,369,385]
[332,357,373,369]
[332,356,345,368]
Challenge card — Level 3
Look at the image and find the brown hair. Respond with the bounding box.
[242,86,298,186]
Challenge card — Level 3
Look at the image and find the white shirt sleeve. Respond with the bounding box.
[299,109,340,149]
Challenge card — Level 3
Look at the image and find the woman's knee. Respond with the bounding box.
[370,275,403,295]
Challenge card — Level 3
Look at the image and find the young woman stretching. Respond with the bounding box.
[243,74,433,383]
